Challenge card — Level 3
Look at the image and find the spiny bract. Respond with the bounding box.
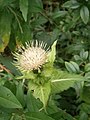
[13,40,49,72]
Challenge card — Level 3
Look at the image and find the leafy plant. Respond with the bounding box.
[0,0,90,119]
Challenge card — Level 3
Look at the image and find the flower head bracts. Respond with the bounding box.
[13,40,49,73]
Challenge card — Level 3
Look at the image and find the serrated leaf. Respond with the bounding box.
[0,86,22,108]
[25,112,54,120]
[19,0,28,22]
[51,70,84,94]
[80,6,89,24]
[48,40,57,64]
[51,77,83,94]
[28,81,51,108]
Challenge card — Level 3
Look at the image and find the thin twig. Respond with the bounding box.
[0,64,12,74]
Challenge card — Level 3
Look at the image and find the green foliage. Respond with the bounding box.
[19,0,28,22]
[65,61,80,73]
[0,86,22,108]
[25,112,54,120]
[81,86,90,104]
[0,0,90,119]
[26,90,42,112]
[51,70,84,93]
[48,40,57,65]
[28,80,51,109]
[16,82,25,107]
[80,6,89,24]
[50,110,75,120]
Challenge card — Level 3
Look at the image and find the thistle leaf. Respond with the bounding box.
[50,69,85,94]
[28,80,51,108]
[48,40,57,64]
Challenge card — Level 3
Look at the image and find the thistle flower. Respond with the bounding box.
[13,40,49,72]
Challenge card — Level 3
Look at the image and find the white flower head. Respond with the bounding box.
[13,40,49,72]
